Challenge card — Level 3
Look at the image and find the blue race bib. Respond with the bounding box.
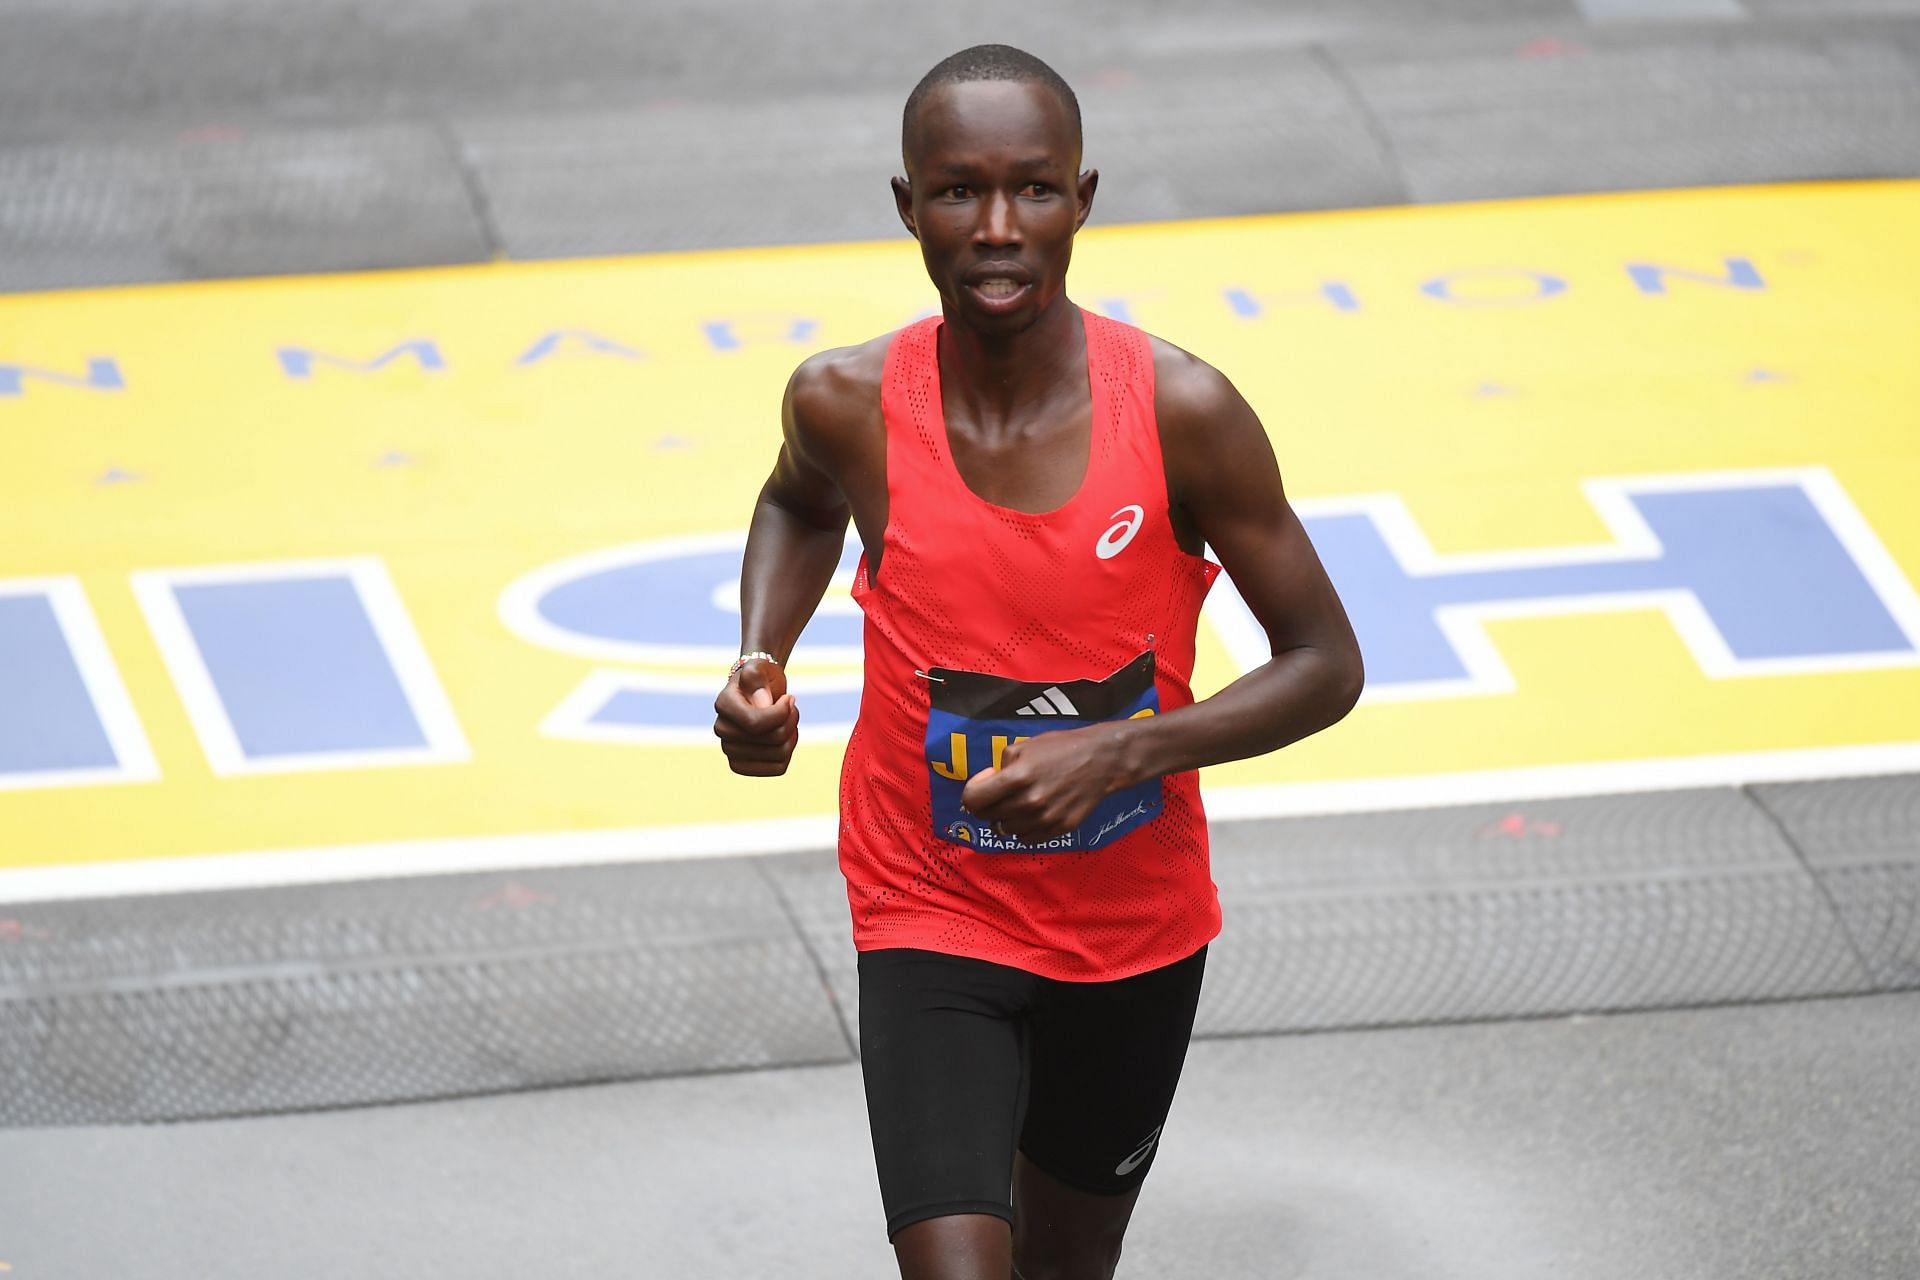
[924,648,1163,853]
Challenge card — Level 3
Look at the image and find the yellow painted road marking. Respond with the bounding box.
[2,181,1917,884]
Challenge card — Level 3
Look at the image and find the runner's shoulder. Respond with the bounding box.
[786,334,892,439]
[1143,333,1256,446]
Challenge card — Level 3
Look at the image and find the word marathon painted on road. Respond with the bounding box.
[0,255,1768,398]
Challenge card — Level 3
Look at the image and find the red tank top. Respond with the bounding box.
[838,308,1223,981]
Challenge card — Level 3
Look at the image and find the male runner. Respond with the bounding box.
[714,44,1363,1280]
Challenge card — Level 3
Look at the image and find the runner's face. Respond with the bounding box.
[895,80,1096,334]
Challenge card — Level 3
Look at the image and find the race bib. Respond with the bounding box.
[924,649,1163,854]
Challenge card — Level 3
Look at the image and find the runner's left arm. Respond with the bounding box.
[960,346,1363,838]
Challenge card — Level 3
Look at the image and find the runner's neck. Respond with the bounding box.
[935,296,1087,431]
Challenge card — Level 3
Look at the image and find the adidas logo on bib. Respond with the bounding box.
[1015,686,1080,716]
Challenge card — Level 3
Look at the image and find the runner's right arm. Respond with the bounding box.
[713,357,855,777]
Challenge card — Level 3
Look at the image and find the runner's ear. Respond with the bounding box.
[892,176,920,240]
[1074,168,1099,231]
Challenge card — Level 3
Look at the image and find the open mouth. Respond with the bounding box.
[967,276,1032,309]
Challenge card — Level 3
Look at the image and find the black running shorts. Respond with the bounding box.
[856,943,1208,1239]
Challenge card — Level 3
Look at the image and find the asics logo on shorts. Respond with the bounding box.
[1096,504,1145,559]
[1114,1124,1162,1176]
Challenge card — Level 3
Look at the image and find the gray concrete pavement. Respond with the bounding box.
[3,991,1915,1278]
[9,781,1915,1126]
[5,0,1920,288]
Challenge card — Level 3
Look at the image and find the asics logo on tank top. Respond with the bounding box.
[1096,504,1146,559]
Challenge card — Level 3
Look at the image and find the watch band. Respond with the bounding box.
[729,651,780,679]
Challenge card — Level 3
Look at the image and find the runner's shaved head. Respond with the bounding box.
[902,43,1083,174]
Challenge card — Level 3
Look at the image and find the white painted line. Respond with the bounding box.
[130,557,470,776]
[2,741,1916,904]
[0,576,159,790]
[1202,742,1920,821]
[0,813,841,904]
[1792,466,1920,651]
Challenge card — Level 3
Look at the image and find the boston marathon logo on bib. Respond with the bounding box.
[925,649,1163,853]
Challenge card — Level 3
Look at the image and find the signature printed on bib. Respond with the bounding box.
[924,649,1163,853]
